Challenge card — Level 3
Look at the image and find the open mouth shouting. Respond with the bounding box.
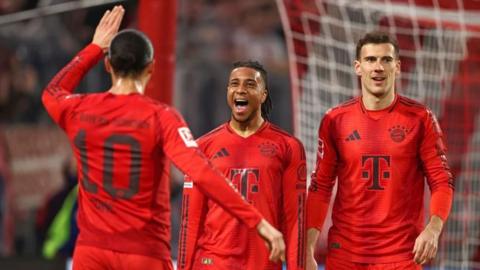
[234,99,249,113]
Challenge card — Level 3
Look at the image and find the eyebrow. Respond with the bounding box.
[363,56,395,61]
[229,78,257,83]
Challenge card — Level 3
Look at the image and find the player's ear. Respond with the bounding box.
[144,60,155,75]
[261,88,267,103]
[104,57,112,74]
[354,60,362,76]
[395,59,401,75]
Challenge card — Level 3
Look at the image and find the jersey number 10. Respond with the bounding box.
[74,129,141,199]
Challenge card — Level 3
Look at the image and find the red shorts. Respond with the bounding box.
[73,245,173,270]
[326,256,422,270]
[191,249,281,270]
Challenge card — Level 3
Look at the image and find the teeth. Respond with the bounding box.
[234,99,248,106]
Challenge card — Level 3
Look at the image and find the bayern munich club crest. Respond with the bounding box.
[258,142,278,157]
[297,164,307,182]
[388,125,411,143]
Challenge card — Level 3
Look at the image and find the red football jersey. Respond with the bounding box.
[307,95,454,263]
[42,44,262,260]
[178,122,307,270]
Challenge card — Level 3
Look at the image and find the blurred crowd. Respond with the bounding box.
[0,0,291,129]
[0,0,291,264]
[0,0,138,125]
[176,0,291,137]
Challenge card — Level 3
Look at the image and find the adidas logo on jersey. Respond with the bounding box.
[345,130,361,141]
[212,148,229,159]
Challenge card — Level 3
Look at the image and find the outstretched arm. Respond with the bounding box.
[42,6,124,127]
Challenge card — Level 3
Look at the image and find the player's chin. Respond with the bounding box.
[369,87,388,97]
[232,113,250,123]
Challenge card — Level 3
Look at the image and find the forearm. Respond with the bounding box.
[430,186,453,221]
[42,44,103,126]
[44,44,103,96]
[283,190,307,269]
[306,190,330,230]
[178,152,262,228]
[161,111,263,229]
[178,184,204,270]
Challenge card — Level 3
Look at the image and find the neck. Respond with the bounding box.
[109,77,145,95]
[229,115,265,138]
[361,90,395,110]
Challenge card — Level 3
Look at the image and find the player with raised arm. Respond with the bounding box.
[177,61,306,270]
[42,6,285,270]
[306,31,454,270]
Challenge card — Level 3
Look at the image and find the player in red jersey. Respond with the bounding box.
[41,6,285,270]
[306,31,454,270]
[177,61,307,270]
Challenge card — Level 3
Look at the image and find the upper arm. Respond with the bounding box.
[419,109,454,220]
[309,113,338,199]
[306,113,338,231]
[419,109,454,191]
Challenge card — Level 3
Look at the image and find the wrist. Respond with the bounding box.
[306,244,315,256]
[426,215,444,234]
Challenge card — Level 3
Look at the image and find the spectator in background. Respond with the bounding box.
[0,41,40,123]
[36,156,77,254]
[42,184,78,270]
[0,1,138,124]
[0,128,13,256]
[232,0,291,132]
[176,0,238,137]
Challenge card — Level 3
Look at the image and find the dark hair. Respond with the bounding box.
[355,31,399,60]
[108,29,154,77]
[232,60,272,121]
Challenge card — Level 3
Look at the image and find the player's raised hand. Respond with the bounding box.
[256,219,286,263]
[92,5,125,51]
[413,216,443,265]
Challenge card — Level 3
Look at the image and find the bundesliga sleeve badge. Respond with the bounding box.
[178,127,198,148]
